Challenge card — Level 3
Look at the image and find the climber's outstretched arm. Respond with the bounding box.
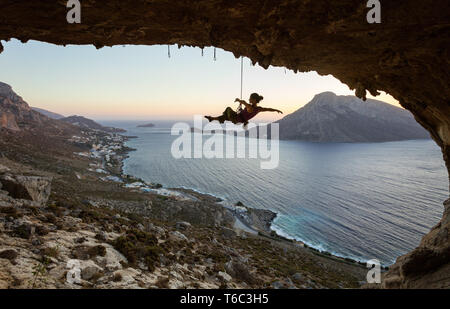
[260,107,283,114]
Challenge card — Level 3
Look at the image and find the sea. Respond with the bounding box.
[102,120,448,265]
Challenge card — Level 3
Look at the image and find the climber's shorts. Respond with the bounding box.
[222,107,240,124]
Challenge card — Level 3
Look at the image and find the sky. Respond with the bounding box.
[0,39,399,122]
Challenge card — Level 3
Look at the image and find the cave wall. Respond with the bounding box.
[0,0,449,287]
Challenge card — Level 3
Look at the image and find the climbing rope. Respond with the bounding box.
[213,48,216,61]
[240,56,243,100]
[236,56,244,113]
[167,45,171,58]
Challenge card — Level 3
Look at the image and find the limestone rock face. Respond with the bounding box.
[0,112,19,131]
[0,174,52,206]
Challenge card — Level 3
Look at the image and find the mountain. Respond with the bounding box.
[32,107,65,120]
[0,82,49,131]
[60,115,126,133]
[274,92,430,142]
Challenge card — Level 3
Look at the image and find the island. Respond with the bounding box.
[137,123,155,128]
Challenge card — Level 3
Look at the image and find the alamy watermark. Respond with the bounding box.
[66,0,81,24]
[171,115,279,169]
[366,0,381,24]
[366,259,381,283]
[66,259,81,284]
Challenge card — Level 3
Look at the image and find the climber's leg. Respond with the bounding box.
[205,107,238,124]
[224,107,239,124]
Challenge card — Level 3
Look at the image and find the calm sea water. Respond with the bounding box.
[103,120,448,265]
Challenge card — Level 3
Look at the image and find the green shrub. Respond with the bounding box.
[112,273,122,282]
[41,246,59,258]
[0,207,22,218]
[13,224,32,239]
[88,245,106,257]
[112,229,161,272]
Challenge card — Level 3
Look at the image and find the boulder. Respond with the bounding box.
[221,227,237,239]
[169,231,188,242]
[0,249,18,262]
[218,271,232,282]
[80,260,103,280]
[146,223,166,237]
[271,281,285,289]
[0,174,52,206]
[292,273,304,283]
[0,164,10,174]
[175,221,191,231]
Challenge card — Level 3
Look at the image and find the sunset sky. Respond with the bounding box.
[0,39,399,122]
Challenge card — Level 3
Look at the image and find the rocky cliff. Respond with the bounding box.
[0,82,48,131]
[276,92,430,142]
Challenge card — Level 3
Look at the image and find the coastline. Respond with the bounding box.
[115,131,380,270]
